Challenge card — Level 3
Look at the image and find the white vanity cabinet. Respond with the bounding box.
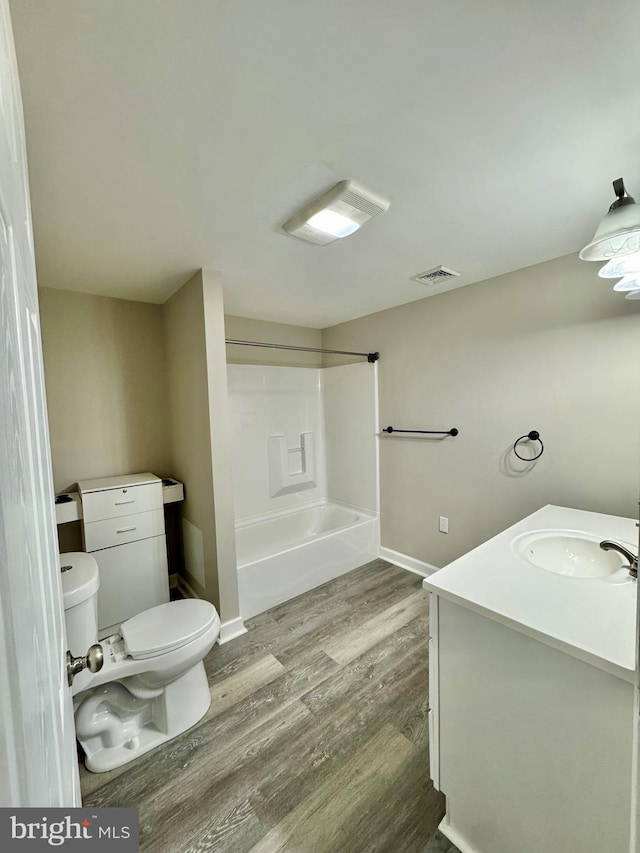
[428,594,634,853]
[425,505,637,853]
[78,473,170,637]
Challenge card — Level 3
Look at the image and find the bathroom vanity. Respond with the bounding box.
[424,505,637,853]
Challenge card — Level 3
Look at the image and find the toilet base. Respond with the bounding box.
[76,661,212,773]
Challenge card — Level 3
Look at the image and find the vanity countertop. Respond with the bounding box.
[423,505,638,681]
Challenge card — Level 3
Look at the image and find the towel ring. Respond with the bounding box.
[513,430,544,461]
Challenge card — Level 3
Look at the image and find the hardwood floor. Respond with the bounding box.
[80,560,448,852]
[423,831,460,853]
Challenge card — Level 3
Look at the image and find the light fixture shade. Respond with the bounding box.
[598,252,640,278]
[612,275,640,292]
[579,178,640,261]
[283,180,390,246]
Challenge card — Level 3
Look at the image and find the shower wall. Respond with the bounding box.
[227,365,327,520]
[322,362,378,513]
[227,363,378,522]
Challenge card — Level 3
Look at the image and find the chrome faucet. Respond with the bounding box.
[599,540,638,578]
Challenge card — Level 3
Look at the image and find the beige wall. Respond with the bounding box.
[203,273,240,623]
[39,288,171,493]
[163,271,239,622]
[225,314,323,367]
[163,272,219,607]
[323,253,640,568]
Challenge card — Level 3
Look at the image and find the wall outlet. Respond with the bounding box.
[439,516,449,534]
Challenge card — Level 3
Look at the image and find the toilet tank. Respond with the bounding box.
[60,552,100,666]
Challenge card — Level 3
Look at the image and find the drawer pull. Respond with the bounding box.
[116,526,137,534]
[114,499,135,506]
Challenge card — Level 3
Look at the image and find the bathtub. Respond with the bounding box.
[236,501,380,619]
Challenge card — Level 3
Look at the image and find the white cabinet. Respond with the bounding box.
[428,594,634,853]
[78,473,170,637]
[424,505,637,853]
[89,537,169,633]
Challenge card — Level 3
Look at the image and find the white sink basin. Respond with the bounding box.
[512,530,632,579]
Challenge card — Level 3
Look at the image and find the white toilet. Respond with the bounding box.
[61,552,221,772]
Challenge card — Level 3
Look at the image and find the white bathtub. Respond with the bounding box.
[236,502,379,619]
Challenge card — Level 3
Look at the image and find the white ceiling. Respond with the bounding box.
[9,0,640,328]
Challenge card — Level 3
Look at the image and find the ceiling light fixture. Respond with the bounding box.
[612,275,640,292]
[283,180,390,246]
[579,178,640,298]
[579,178,640,261]
[597,252,640,279]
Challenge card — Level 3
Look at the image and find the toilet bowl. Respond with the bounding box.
[61,552,220,772]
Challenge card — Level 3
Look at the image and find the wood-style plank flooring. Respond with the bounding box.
[80,560,450,852]
[423,831,460,853]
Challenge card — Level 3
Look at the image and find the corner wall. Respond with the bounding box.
[202,273,241,626]
[163,270,240,625]
[322,253,640,568]
[163,273,218,604]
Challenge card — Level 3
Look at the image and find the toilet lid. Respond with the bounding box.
[120,599,219,660]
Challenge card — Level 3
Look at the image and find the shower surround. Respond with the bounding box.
[227,362,379,618]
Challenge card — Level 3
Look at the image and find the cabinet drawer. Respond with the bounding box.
[83,509,165,552]
[81,481,162,523]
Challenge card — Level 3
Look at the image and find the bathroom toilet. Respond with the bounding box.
[61,552,221,772]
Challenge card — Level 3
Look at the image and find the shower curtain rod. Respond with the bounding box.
[225,339,380,362]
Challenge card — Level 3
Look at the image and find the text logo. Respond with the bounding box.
[1,809,138,850]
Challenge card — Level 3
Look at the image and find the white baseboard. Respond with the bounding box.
[379,546,439,577]
[218,617,248,645]
[438,819,479,853]
[176,575,247,645]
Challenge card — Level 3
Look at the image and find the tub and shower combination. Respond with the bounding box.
[236,501,379,619]
[227,356,380,620]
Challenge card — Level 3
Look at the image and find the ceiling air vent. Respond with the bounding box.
[412,266,461,285]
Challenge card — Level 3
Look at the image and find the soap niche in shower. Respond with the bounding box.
[268,432,316,497]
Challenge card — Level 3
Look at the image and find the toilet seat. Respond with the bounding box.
[120,599,218,660]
